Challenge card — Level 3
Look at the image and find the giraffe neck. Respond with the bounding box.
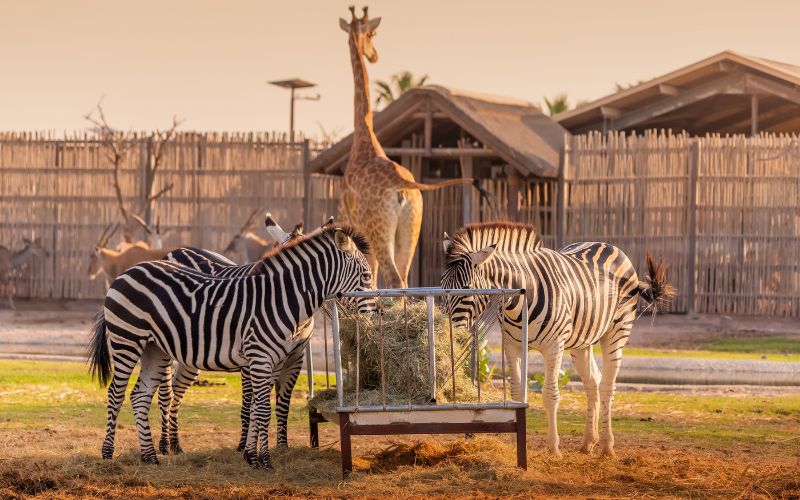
[348,33,384,165]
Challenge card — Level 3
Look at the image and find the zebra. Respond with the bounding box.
[88,225,374,468]
[152,214,331,455]
[440,222,674,457]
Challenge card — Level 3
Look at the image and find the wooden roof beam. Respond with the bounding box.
[744,74,800,106]
[611,72,747,130]
[658,84,680,96]
[695,98,785,131]
[600,106,622,118]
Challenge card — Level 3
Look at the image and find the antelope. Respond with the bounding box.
[0,236,50,309]
[88,223,173,288]
[223,209,270,263]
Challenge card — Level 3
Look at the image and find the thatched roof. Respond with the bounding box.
[310,85,568,178]
[556,51,800,135]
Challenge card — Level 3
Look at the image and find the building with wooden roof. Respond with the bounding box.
[309,85,568,180]
[556,51,800,135]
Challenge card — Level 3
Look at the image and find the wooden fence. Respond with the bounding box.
[0,132,319,299]
[564,132,800,316]
[2,131,798,316]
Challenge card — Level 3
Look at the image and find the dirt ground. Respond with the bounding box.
[1,299,799,358]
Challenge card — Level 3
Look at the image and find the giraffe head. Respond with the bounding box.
[340,6,381,63]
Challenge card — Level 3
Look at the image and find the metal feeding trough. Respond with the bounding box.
[304,287,529,477]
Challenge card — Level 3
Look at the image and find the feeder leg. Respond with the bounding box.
[339,412,352,478]
[516,408,527,470]
[309,408,320,448]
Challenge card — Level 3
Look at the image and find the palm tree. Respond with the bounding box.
[543,94,570,116]
[374,71,429,109]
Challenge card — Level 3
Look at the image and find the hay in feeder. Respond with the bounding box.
[310,298,503,413]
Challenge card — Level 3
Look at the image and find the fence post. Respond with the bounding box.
[687,139,699,315]
[556,135,568,249]
[302,139,312,226]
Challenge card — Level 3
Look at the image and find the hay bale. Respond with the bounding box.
[310,298,501,412]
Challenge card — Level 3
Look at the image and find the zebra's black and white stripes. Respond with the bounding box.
[89,225,374,468]
[441,222,674,456]
[156,216,312,454]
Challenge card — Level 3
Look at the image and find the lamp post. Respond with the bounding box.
[268,78,320,144]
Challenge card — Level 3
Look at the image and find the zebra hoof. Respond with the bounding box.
[101,446,114,460]
[257,454,273,470]
[236,441,246,453]
[141,454,160,465]
[158,439,169,455]
[169,444,184,455]
[244,449,257,467]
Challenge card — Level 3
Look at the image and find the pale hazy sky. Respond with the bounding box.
[2,0,799,138]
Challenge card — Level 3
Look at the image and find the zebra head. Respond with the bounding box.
[440,232,497,329]
[330,227,376,314]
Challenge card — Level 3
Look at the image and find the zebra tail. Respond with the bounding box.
[87,310,112,387]
[638,252,677,313]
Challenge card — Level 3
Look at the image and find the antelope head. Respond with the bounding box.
[132,214,170,250]
[88,222,119,279]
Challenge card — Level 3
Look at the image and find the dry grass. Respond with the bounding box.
[1,427,798,499]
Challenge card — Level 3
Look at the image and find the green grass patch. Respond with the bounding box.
[703,337,800,355]
[623,347,800,362]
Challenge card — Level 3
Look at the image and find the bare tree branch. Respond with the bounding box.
[147,182,174,202]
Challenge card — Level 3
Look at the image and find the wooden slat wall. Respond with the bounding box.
[0,132,309,299]
[565,131,800,316]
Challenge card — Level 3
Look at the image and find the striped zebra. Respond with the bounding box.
[440,222,674,457]
[153,215,329,455]
[88,225,374,468]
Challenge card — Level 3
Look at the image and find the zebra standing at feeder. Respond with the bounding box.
[155,214,334,455]
[88,225,375,468]
[440,222,674,457]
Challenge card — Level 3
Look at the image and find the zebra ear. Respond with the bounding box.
[442,232,451,254]
[334,230,355,253]
[470,244,497,267]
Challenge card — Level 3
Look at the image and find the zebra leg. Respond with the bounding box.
[275,351,305,447]
[597,322,632,458]
[168,363,200,454]
[541,346,565,456]
[570,346,601,453]
[244,361,275,469]
[130,343,171,464]
[101,342,143,460]
[237,366,252,452]
[502,331,524,400]
[157,361,174,455]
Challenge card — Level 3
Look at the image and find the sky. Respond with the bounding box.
[2,0,799,139]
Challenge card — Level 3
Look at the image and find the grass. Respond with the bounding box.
[704,336,800,354]
[1,360,799,498]
[623,346,800,362]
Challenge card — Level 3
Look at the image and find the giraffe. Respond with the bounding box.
[338,6,487,288]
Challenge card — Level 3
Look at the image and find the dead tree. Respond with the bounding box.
[84,100,182,244]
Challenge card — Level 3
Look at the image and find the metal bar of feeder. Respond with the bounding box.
[305,341,314,399]
[520,294,529,404]
[448,310,457,404]
[330,300,344,407]
[501,294,507,406]
[355,310,361,409]
[335,402,527,412]
[339,287,524,298]
[475,325,481,404]
[323,312,330,390]
[379,300,386,409]
[426,296,436,402]
[404,294,412,407]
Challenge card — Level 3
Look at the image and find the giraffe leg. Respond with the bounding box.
[237,366,252,452]
[597,317,634,457]
[393,189,422,288]
[101,342,144,460]
[542,345,565,457]
[570,346,601,453]
[168,363,200,454]
[130,343,172,464]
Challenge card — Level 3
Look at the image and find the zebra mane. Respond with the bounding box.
[446,222,542,262]
[251,224,370,274]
